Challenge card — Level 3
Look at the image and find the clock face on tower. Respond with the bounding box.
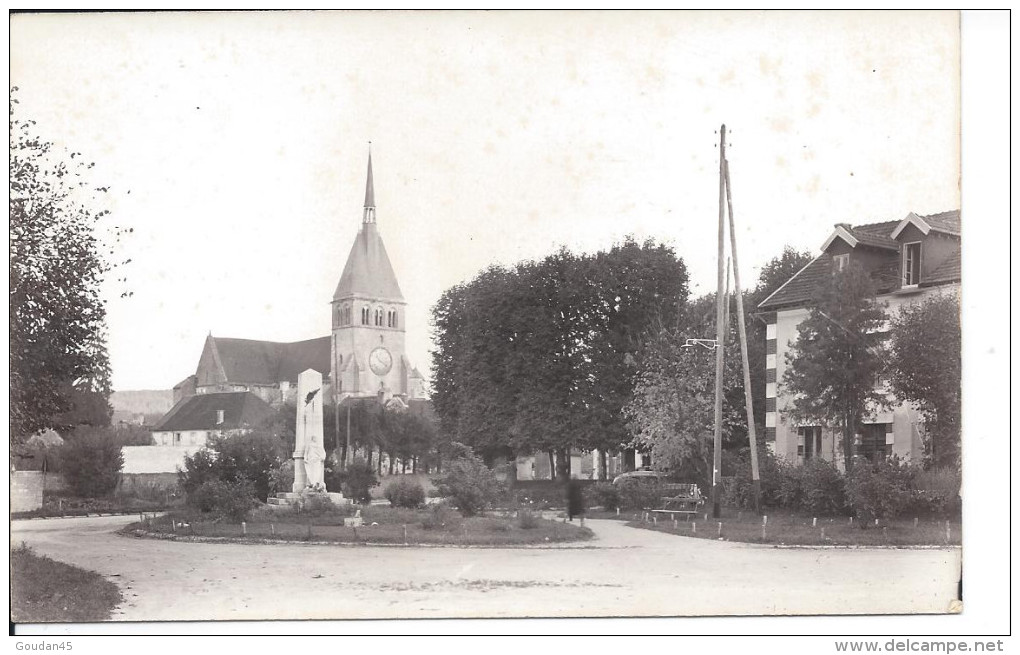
[369,346,393,376]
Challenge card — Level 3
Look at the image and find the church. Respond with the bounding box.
[153,153,426,447]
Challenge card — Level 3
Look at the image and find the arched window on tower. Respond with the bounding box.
[342,304,351,325]
[361,306,370,325]
[374,307,384,326]
[387,309,398,328]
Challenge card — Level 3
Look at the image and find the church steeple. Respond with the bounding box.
[363,148,376,224]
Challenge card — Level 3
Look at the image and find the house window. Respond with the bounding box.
[856,424,890,462]
[902,242,921,286]
[174,432,181,445]
[797,426,822,460]
[832,253,849,274]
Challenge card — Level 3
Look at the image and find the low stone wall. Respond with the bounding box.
[117,472,179,496]
[11,471,44,513]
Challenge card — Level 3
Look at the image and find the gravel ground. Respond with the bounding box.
[11,515,961,622]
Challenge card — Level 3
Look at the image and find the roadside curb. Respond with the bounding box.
[13,511,171,521]
[119,527,614,550]
[624,523,961,551]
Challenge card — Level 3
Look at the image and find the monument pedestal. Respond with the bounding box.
[267,490,347,507]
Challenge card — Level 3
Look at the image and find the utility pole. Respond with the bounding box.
[724,159,762,513]
[711,124,727,519]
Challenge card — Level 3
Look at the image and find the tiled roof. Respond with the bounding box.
[203,336,330,386]
[847,221,899,250]
[152,391,277,432]
[759,212,961,311]
[925,249,961,284]
[921,210,961,235]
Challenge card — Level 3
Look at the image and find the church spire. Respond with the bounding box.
[363,145,376,224]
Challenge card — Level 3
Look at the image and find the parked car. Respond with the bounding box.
[612,467,668,485]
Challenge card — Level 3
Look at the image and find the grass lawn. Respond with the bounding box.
[124,504,593,546]
[12,491,181,519]
[10,544,123,622]
[625,506,961,547]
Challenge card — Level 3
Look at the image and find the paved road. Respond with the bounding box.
[11,516,960,621]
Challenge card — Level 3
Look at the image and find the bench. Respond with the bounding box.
[648,483,704,521]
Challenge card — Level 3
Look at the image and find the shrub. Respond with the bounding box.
[337,458,379,504]
[722,447,786,510]
[798,459,847,516]
[845,458,914,525]
[434,451,505,516]
[268,459,295,496]
[587,482,622,511]
[420,503,462,531]
[384,478,426,509]
[188,478,260,522]
[615,478,662,511]
[179,431,287,502]
[909,466,961,517]
[517,508,540,529]
[60,427,124,497]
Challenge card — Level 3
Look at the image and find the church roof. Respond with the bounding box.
[333,224,404,301]
[152,391,277,432]
[332,154,403,302]
[197,335,330,386]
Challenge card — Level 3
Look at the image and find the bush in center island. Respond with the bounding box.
[433,445,505,516]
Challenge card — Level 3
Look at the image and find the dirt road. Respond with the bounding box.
[11,515,960,621]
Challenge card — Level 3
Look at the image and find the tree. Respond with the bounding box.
[60,426,124,497]
[781,262,888,472]
[623,294,746,489]
[887,293,961,469]
[10,89,124,442]
[430,238,689,479]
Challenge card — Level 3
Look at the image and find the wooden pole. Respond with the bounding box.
[723,158,762,514]
[711,124,727,519]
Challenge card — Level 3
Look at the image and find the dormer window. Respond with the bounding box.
[902,242,921,286]
[832,253,849,274]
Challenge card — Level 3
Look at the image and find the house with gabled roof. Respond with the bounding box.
[757,210,960,469]
[151,391,277,447]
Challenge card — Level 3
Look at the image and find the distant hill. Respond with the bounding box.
[110,389,174,415]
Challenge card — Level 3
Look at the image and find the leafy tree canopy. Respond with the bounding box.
[887,293,961,468]
[781,262,888,471]
[9,89,127,442]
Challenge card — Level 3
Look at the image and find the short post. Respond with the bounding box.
[171,519,177,533]
[703,512,708,521]
[692,522,696,534]
[271,523,275,536]
[945,520,951,544]
[717,521,722,537]
[352,526,358,541]
[403,524,408,545]
[652,515,657,525]
[616,507,620,516]
[241,521,246,536]
[812,517,817,527]
[139,512,145,524]
[874,518,879,527]
[914,517,919,529]
[762,515,768,541]
[849,516,853,527]
[59,499,63,513]
[820,527,825,540]
[673,518,678,531]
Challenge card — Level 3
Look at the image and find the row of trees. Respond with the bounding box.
[430,238,690,478]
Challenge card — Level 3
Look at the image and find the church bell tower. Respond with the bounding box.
[330,151,414,402]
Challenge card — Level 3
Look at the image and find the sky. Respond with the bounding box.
[10,10,961,392]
